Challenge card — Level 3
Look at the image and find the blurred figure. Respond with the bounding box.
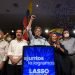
[7,28,28,75]
[62,29,75,75]
[0,30,9,75]
[48,32,71,75]
[27,15,49,45]
[4,33,12,43]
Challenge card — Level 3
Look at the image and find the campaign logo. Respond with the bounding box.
[22,46,56,75]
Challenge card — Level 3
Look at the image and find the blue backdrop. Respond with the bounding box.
[22,46,56,75]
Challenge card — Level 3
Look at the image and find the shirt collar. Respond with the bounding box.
[15,38,24,42]
[0,39,4,42]
[34,36,42,39]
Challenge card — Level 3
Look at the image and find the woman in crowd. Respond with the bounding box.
[48,32,71,75]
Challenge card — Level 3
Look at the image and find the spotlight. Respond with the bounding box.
[45,29,49,33]
[11,30,14,33]
[73,30,75,34]
[36,4,39,7]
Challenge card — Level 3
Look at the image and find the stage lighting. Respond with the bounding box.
[73,30,75,34]
[45,29,49,33]
[36,4,39,7]
[11,30,14,33]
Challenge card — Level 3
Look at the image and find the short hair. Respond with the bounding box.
[34,26,42,32]
[62,29,70,34]
[16,28,23,34]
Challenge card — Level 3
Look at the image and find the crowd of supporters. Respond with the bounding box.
[0,15,75,75]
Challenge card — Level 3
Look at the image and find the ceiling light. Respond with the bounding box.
[45,29,49,33]
[11,30,14,33]
[36,4,39,7]
[73,29,75,34]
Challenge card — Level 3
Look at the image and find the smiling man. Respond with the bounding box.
[27,15,49,45]
[7,28,28,75]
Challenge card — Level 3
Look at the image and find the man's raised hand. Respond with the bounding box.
[30,15,36,20]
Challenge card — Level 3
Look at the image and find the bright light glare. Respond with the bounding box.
[45,29,49,33]
[73,29,75,34]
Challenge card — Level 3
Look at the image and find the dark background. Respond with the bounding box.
[0,0,75,36]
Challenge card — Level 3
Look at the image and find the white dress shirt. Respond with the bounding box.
[27,27,50,45]
[8,39,28,65]
[0,39,9,63]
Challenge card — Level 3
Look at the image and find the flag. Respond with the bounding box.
[23,10,30,29]
[28,0,32,15]
[49,28,63,39]
[23,0,32,40]
[49,28,63,34]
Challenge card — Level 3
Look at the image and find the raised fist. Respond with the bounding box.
[30,15,36,20]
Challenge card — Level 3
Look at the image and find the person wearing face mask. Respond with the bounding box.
[61,29,75,75]
[0,30,9,75]
[48,32,71,75]
[6,36,12,43]
[26,15,49,45]
[4,33,12,43]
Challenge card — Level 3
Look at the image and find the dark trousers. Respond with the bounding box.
[7,64,22,75]
[0,63,7,75]
[55,53,72,75]
[69,55,75,75]
[0,70,4,75]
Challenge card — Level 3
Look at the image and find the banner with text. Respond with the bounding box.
[22,46,56,75]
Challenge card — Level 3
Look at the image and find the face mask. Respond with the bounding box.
[7,37,12,41]
[64,33,69,38]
